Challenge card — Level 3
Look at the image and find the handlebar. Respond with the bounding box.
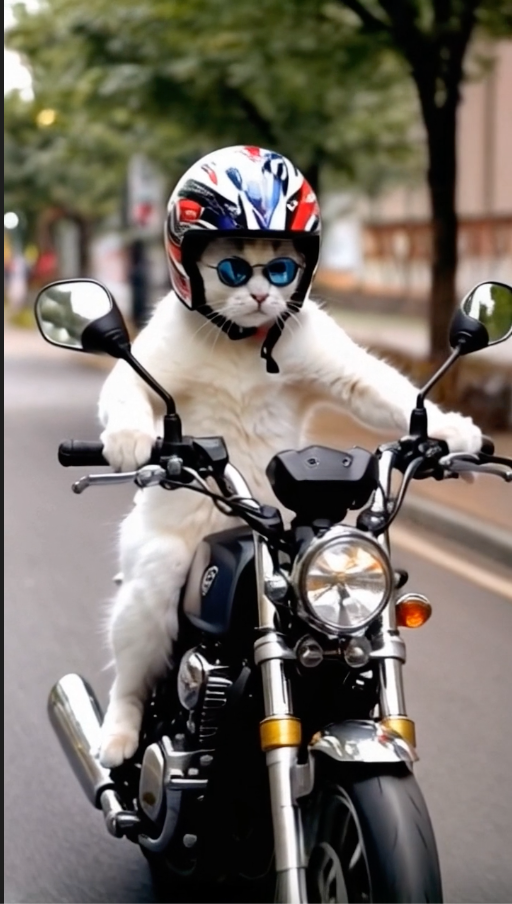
[58,433,508,543]
[58,434,498,473]
[58,439,164,468]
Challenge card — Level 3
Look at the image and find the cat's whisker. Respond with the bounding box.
[284,310,303,337]
[209,320,225,354]
[189,316,221,343]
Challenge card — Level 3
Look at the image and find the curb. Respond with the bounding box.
[400,495,512,569]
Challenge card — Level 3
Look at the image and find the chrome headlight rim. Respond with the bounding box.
[291,526,393,637]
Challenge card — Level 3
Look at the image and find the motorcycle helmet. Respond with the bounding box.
[165,145,321,372]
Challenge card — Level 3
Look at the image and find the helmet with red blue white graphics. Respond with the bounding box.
[164,145,321,371]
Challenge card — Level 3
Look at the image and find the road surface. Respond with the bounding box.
[5,332,512,903]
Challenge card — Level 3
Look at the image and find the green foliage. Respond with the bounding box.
[5,0,422,240]
[5,93,126,214]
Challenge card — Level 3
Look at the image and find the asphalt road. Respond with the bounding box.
[4,337,512,904]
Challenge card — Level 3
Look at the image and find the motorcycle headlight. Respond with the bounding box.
[291,527,392,636]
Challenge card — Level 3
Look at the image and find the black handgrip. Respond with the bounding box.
[481,435,495,456]
[58,441,108,467]
[58,439,163,467]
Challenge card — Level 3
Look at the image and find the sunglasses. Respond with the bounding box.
[206,256,302,288]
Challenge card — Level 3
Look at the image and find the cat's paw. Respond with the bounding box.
[430,412,482,454]
[99,727,140,768]
[101,428,154,472]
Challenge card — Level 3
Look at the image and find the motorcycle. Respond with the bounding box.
[35,278,512,903]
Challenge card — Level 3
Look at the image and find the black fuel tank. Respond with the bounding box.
[182,527,255,636]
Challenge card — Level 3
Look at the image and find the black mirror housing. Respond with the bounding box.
[81,307,131,359]
[35,278,132,358]
[448,308,490,355]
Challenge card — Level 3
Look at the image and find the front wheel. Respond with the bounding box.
[303,764,443,903]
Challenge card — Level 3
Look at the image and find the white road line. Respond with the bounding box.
[391,525,512,602]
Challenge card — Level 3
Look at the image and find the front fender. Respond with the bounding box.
[309,720,418,765]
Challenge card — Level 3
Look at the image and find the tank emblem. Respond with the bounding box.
[201,566,219,597]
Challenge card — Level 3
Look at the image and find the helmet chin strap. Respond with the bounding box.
[199,304,257,342]
[260,312,292,374]
[196,302,299,374]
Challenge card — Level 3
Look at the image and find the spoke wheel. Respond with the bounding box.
[307,789,370,903]
[304,765,443,903]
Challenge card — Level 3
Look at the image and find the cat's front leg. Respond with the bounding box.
[295,304,482,453]
[99,360,159,471]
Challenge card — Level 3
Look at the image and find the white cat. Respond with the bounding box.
[98,237,481,767]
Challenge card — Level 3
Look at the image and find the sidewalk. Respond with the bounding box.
[324,305,512,368]
[5,321,511,567]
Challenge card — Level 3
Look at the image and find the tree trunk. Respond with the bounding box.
[424,99,459,365]
[77,215,91,276]
[305,161,320,194]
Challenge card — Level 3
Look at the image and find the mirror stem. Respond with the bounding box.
[409,345,462,437]
[418,345,462,402]
[123,351,180,423]
[163,413,183,445]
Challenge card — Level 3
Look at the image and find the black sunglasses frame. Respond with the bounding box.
[205,256,303,288]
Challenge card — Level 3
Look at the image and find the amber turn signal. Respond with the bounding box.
[396,593,432,628]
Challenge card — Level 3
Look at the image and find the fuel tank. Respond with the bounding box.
[182,526,255,636]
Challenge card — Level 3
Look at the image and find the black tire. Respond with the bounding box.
[304,764,443,903]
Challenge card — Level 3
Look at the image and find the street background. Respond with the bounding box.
[4,324,512,904]
[4,0,512,902]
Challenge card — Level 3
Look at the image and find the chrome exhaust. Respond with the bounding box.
[48,673,113,807]
[48,674,141,836]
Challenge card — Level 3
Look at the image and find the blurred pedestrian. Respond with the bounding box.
[31,249,58,290]
[6,252,29,312]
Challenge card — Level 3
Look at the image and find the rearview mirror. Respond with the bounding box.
[35,279,131,358]
[449,281,512,354]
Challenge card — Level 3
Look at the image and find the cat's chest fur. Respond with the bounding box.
[155,333,306,494]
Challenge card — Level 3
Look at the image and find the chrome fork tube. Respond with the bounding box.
[372,451,409,725]
[254,534,308,904]
[220,466,308,899]
[268,747,308,904]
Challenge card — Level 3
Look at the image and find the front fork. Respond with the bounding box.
[372,448,416,747]
[250,449,414,903]
[253,535,311,904]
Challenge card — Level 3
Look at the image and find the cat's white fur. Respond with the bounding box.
[98,239,481,767]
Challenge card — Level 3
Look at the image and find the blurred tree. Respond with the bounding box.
[6,0,420,216]
[333,0,512,361]
[4,91,133,267]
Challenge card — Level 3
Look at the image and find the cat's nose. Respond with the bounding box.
[251,293,269,305]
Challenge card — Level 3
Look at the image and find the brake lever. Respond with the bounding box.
[72,465,166,494]
[474,464,512,481]
[438,452,480,466]
[440,458,512,482]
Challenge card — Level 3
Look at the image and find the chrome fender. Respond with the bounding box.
[308,719,418,765]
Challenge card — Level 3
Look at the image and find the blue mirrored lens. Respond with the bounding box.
[265,258,299,286]
[217,258,251,287]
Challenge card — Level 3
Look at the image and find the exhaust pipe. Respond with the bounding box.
[48,673,114,808]
[48,674,141,837]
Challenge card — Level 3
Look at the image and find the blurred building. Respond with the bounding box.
[319,40,512,311]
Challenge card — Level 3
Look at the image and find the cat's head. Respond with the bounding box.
[196,238,305,329]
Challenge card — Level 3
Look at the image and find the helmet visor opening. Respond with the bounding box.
[179,230,320,311]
